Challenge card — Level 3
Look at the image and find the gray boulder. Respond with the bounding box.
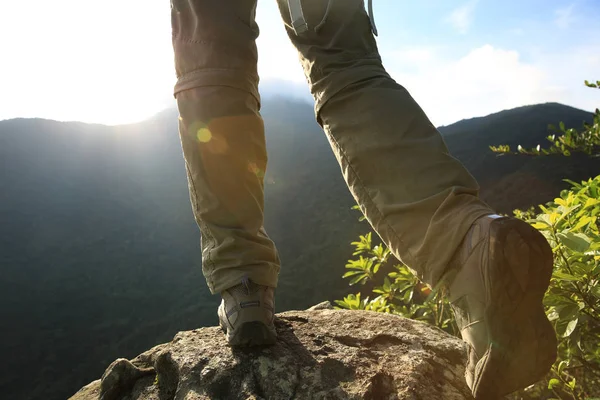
[70,308,473,399]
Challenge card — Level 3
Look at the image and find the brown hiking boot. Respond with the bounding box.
[218,277,277,347]
[446,215,557,399]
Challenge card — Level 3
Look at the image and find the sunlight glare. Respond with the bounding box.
[197,128,212,143]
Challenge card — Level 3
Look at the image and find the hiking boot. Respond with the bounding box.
[446,215,557,399]
[218,277,277,347]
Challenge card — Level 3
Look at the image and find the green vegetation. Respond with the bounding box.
[527,177,600,399]
[337,81,600,399]
[336,228,458,336]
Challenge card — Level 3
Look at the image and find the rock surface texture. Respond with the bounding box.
[71,307,474,400]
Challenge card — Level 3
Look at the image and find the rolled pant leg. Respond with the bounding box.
[276,0,493,286]
[171,0,280,294]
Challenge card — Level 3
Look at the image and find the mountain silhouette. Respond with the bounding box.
[0,99,595,400]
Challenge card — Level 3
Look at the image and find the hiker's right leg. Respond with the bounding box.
[171,0,280,294]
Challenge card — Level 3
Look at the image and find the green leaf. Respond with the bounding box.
[553,271,581,282]
[548,378,560,390]
[555,205,581,225]
[584,197,600,208]
[557,360,568,376]
[547,308,559,321]
[571,215,593,231]
[557,231,591,252]
[373,262,381,274]
[531,221,551,230]
[349,275,366,286]
[383,277,391,291]
[558,303,579,320]
[564,318,578,337]
[403,288,414,303]
[539,213,554,228]
[342,270,364,278]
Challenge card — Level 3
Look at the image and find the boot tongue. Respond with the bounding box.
[461,319,489,360]
[240,276,260,295]
[447,217,494,359]
[442,220,485,291]
[241,276,251,295]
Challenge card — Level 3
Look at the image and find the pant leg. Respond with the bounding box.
[171,0,280,294]
[275,0,493,286]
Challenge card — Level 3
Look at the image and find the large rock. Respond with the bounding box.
[70,308,473,399]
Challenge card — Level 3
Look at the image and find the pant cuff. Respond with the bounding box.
[208,264,279,294]
[174,68,261,105]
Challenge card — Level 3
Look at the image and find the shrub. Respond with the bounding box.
[335,229,458,336]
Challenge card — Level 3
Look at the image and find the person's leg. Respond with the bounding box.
[171,0,280,294]
[171,0,279,345]
[275,1,556,398]
[275,0,491,286]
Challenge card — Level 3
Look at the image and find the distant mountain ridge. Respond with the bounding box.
[439,102,590,135]
[438,102,596,212]
[0,100,596,400]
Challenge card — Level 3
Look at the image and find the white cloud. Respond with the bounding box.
[446,0,479,34]
[383,44,599,126]
[555,4,576,30]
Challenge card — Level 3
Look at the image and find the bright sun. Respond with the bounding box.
[0,0,175,125]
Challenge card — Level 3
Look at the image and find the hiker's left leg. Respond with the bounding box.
[171,0,280,294]
[171,0,279,347]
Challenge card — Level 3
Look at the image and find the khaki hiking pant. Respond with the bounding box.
[171,0,493,294]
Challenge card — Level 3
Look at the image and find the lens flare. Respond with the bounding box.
[197,128,212,143]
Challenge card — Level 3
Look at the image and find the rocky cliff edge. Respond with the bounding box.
[70,304,473,399]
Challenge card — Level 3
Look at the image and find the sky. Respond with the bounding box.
[0,0,598,126]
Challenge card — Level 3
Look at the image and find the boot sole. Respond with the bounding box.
[221,320,277,347]
[473,218,557,399]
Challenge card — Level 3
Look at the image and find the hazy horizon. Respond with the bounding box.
[0,90,591,130]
